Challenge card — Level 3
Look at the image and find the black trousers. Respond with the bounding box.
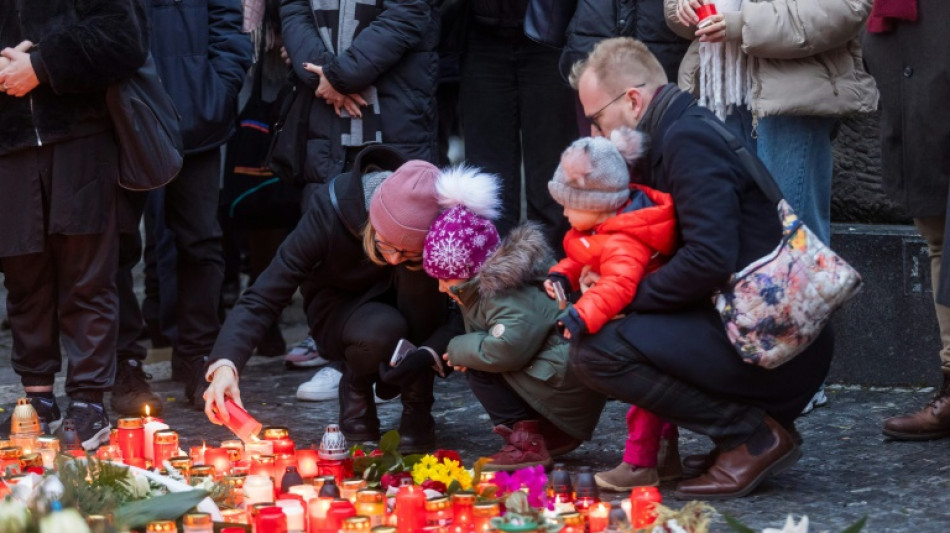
[460,24,576,251]
[117,149,224,363]
[571,320,770,451]
[466,369,537,428]
[1,135,119,399]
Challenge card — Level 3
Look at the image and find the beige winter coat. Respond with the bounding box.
[664,0,878,119]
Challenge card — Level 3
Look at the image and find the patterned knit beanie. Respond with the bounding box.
[423,166,502,280]
[548,126,646,212]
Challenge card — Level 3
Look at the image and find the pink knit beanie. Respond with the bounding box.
[369,160,442,251]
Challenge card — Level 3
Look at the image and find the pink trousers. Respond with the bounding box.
[623,405,677,467]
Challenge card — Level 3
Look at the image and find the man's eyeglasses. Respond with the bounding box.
[586,84,645,134]
[375,239,423,261]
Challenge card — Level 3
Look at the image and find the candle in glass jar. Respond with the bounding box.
[182,512,214,533]
[355,489,386,527]
[451,492,475,529]
[256,506,288,533]
[244,474,275,507]
[340,478,366,503]
[190,443,207,465]
[221,440,245,461]
[628,486,662,530]
[152,429,179,467]
[0,446,23,475]
[471,502,499,533]
[276,499,305,533]
[96,444,123,462]
[295,448,319,479]
[307,496,334,532]
[425,497,452,528]
[251,454,278,480]
[395,485,426,533]
[117,417,145,462]
[203,447,232,477]
[558,512,584,533]
[587,502,610,533]
[35,435,60,470]
[326,499,357,532]
[170,456,193,481]
[220,508,247,525]
[288,484,317,504]
[245,440,275,459]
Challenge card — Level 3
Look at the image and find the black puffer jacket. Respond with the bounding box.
[470,0,529,28]
[148,0,252,154]
[559,0,689,82]
[281,0,439,184]
[0,0,148,157]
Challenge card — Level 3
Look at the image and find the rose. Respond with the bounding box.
[432,449,461,464]
[380,471,413,490]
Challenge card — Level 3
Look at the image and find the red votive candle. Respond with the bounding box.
[152,429,179,467]
[213,398,263,443]
[629,486,662,530]
[695,2,718,28]
[395,484,426,533]
[204,447,232,477]
[296,448,319,479]
[256,506,288,533]
[117,417,145,461]
[588,501,610,533]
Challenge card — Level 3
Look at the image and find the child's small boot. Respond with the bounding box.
[594,463,659,491]
[657,437,684,481]
[484,420,553,471]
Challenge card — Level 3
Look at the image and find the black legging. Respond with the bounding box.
[338,301,408,376]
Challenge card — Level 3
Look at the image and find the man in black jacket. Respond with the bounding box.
[112,0,252,416]
[0,0,148,449]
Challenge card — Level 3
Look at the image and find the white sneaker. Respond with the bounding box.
[296,366,397,403]
[800,385,829,416]
[297,366,342,401]
[284,336,331,369]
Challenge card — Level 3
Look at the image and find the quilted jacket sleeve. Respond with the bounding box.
[448,294,553,373]
[572,234,653,334]
[549,255,585,291]
[730,0,872,60]
[322,0,434,94]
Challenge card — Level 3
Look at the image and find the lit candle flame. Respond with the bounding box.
[144,405,150,418]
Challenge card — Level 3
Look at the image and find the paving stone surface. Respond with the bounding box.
[1,285,949,532]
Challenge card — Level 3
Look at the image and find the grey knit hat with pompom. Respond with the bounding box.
[548,127,646,212]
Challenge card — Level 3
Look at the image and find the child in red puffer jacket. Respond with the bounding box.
[546,127,682,490]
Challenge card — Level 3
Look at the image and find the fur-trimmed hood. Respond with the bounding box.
[474,223,554,299]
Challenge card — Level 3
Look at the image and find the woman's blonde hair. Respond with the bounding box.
[361,221,423,271]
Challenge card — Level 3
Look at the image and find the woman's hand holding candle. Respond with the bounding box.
[205,364,241,424]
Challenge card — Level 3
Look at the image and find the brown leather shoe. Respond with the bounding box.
[673,416,800,500]
[883,372,950,441]
[681,422,802,479]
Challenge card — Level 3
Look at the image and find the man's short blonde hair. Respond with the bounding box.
[569,37,668,94]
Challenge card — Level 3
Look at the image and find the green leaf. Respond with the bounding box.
[722,513,757,533]
[379,430,401,453]
[114,489,209,529]
[840,516,867,533]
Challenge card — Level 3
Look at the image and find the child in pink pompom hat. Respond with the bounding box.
[423,166,606,471]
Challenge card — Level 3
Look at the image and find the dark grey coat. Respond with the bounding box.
[863,0,950,219]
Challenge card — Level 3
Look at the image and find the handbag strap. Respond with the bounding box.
[698,115,785,205]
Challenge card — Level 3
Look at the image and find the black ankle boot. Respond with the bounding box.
[338,368,380,442]
[397,371,435,454]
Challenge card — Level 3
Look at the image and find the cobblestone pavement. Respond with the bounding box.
[1,284,949,532]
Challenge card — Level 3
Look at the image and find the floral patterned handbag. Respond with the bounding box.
[703,117,863,369]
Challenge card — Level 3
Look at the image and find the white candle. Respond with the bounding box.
[143,418,170,462]
[243,474,274,507]
[288,484,317,503]
[243,440,274,459]
[277,500,305,533]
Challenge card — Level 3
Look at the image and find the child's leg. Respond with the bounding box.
[623,405,665,468]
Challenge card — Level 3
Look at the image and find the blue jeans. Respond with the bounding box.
[756,115,837,245]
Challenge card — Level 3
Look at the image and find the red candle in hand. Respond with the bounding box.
[695,2,718,28]
[214,398,263,442]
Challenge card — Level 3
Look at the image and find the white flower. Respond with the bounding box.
[39,476,65,502]
[658,518,688,533]
[120,470,152,499]
[0,498,30,533]
[39,508,90,533]
[763,514,809,533]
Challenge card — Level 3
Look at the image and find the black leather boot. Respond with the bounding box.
[397,370,436,454]
[338,368,380,442]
